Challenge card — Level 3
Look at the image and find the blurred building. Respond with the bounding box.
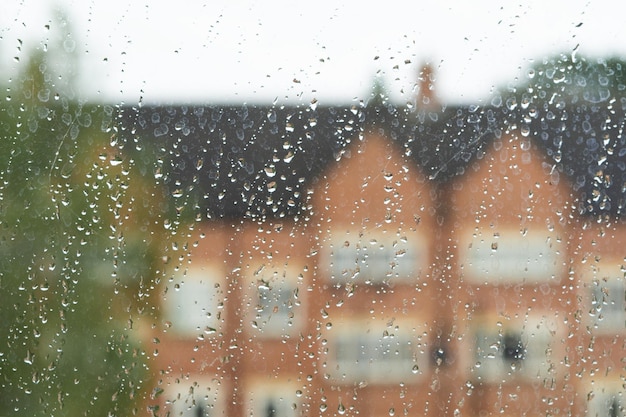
[122,67,626,417]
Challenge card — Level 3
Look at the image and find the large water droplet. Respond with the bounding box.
[265,165,276,178]
[506,97,517,111]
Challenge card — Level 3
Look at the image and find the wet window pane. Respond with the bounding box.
[2,2,626,417]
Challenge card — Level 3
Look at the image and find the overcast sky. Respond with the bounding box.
[1,0,625,105]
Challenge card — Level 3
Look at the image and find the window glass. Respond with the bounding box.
[244,262,305,337]
[324,230,427,284]
[245,380,300,417]
[164,377,223,417]
[164,266,224,337]
[471,315,561,382]
[2,2,626,417]
[326,319,428,384]
[583,260,626,332]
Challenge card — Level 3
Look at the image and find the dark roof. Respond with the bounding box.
[118,99,626,220]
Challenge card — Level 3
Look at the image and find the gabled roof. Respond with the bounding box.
[118,100,626,220]
[309,131,436,228]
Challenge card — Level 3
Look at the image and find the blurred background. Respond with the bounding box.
[2,2,626,417]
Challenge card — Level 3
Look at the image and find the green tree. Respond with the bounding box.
[499,53,626,216]
[0,32,153,417]
[518,53,626,105]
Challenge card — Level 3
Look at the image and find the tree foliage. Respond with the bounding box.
[0,36,152,417]
[501,54,626,216]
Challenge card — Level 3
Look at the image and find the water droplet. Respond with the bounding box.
[506,97,517,111]
[338,401,346,415]
[153,124,169,137]
[109,156,123,166]
[320,403,328,413]
[265,165,276,178]
[63,38,76,53]
[37,89,50,102]
[24,350,34,365]
[491,94,502,107]
[520,125,530,137]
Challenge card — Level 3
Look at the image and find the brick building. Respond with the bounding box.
[124,75,626,416]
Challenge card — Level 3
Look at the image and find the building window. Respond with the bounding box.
[501,332,526,363]
[472,316,559,382]
[334,334,415,377]
[245,263,304,338]
[258,396,296,417]
[324,230,426,284]
[246,381,299,417]
[163,267,224,337]
[164,378,222,417]
[589,276,626,332]
[327,320,427,383]
[587,384,625,417]
[460,228,564,284]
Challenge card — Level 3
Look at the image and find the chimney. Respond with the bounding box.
[416,62,438,110]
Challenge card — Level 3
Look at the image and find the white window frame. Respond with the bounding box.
[322,229,427,285]
[245,379,299,417]
[471,315,561,382]
[585,261,626,333]
[244,262,305,338]
[163,377,224,417]
[586,380,625,417]
[460,228,565,284]
[325,319,428,384]
[163,266,225,337]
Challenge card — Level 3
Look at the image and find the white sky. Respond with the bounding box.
[1,0,624,105]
